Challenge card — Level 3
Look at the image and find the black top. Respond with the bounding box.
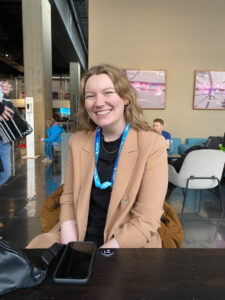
[84,132,122,247]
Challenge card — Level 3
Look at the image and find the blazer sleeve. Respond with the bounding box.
[114,134,168,248]
[60,137,76,224]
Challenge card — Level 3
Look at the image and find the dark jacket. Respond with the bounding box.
[0,102,5,115]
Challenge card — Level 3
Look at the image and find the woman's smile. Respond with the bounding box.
[84,74,129,137]
[96,109,111,116]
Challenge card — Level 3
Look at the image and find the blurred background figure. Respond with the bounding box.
[40,118,65,163]
[0,81,13,188]
[153,118,171,150]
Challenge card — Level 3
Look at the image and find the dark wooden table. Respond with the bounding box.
[1,249,225,299]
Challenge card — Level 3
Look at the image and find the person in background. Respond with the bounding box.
[27,64,168,249]
[0,82,13,188]
[40,118,65,163]
[153,118,171,150]
[0,82,13,228]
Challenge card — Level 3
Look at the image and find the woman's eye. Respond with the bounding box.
[85,94,94,99]
[105,91,113,95]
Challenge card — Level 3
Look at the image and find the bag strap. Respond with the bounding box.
[41,243,65,267]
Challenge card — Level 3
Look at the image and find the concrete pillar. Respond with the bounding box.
[22,0,52,154]
[70,62,80,130]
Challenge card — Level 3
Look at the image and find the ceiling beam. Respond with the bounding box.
[50,0,87,70]
[0,52,24,73]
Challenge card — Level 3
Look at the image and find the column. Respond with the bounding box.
[70,62,80,130]
[22,0,52,155]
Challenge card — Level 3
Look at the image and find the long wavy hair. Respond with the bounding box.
[76,64,152,132]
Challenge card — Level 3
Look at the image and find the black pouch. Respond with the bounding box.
[0,238,64,295]
[0,99,33,144]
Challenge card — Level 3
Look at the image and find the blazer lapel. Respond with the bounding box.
[77,130,96,241]
[105,128,139,223]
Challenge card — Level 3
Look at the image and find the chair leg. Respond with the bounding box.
[181,188,188,216]
[197,190,203,214]
[181,188,185,196]
[165,183,175,202]
[217,183,224,216]
[180,176,224,217]
[181,177,193,216]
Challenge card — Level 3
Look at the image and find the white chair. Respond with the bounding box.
[168,149,225,215]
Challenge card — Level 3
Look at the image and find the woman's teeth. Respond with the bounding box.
[96,110,110,115]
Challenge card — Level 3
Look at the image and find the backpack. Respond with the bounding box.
[206,136,223,150]
[158,201,184,248]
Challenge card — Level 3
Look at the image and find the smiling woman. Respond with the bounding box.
[27,64,168,249]
[84,74,129,141]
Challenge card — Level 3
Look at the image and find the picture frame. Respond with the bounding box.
[52,92,59,100]
[194,70,225,110]
[124,69,166,109]
[64,92,70,100]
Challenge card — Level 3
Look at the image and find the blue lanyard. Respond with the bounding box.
[94,123,130,190]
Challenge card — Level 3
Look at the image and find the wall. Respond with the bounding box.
[11,99,70,109]
[89,0,225,140]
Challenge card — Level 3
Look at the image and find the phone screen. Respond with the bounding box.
[53,242,96,283]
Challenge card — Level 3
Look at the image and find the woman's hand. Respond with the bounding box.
[40,137,45,141]
[0,105,14,121]
[100,238,120,249]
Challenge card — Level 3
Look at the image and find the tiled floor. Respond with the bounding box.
[0,151,225,248]
[167,182,225,248]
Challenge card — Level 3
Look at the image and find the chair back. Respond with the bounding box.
[168,138,181,154]
[179,149,225,189]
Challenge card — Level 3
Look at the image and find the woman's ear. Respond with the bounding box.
[124,99,129,106]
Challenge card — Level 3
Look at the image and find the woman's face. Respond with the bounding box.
[84,74,128,132]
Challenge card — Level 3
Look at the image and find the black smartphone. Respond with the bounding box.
[53,241,96,284]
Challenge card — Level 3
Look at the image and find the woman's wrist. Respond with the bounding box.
[61,220,78,244]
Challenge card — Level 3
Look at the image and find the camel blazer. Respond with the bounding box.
[60,127,168,248]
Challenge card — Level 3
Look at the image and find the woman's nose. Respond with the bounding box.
[95,94,105,106]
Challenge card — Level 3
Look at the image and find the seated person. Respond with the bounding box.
[40,118,65,163]
[153,118,171,150]
[27,64,168,249]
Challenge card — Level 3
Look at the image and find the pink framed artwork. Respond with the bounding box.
[124,69,166,109]
[194,70,225,110]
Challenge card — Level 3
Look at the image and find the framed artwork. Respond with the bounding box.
[124,69,166,109]
[52,92,59,100]
[64,92,70,100]
[194,70,225,110]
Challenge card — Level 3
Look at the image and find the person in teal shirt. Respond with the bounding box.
[40,118,65,163]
